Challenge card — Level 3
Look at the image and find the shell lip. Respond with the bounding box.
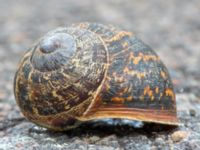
[78,107,180,126]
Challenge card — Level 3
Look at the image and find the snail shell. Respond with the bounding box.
[14,22,178,130]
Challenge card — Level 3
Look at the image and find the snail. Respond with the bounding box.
[14,22,179,131]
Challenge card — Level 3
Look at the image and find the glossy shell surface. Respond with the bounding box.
[14,22,178,130]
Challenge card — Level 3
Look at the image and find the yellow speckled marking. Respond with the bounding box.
[52,91,65,102]
[114,76,125,83]
[106,76,112,81]
[123,87,129,94]
[111,97,125,103]
[165,88,175,100]
[161,71,167,79]
[160,93,163,99]
[128,52,160,65]
[118,88,129,96]
[140,95,145,101]
[122,41,129,48]
[143,85,154,100]
[64,105,70,110]
[32,107,39,115]
[105,83,110,91]
[128,52,141,65]
[155,87,159,94]
[151,96,155,101]
[142,53,160,62]
[127,84,133,93]
[126,96,133,101]
[123,67,146,78]
[105,31,133,42]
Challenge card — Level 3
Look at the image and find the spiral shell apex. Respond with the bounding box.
[14,22,178,130]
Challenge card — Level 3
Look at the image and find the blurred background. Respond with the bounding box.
[0,0,200,149]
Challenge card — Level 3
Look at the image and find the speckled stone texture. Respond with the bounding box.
[0,0,200,150]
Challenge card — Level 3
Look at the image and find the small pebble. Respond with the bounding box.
[189,109,196,117]
[88,136,100,143]
[171,131,189,142]
[155,137,165,146]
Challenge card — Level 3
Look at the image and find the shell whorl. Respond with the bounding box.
[14,26,107,120]
[31,32,76,72]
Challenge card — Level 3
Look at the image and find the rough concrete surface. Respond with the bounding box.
[0,0,200,150]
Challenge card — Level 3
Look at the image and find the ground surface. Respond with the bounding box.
[0,0,200,150]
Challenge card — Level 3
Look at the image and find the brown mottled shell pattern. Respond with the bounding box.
[14,22,178,130]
